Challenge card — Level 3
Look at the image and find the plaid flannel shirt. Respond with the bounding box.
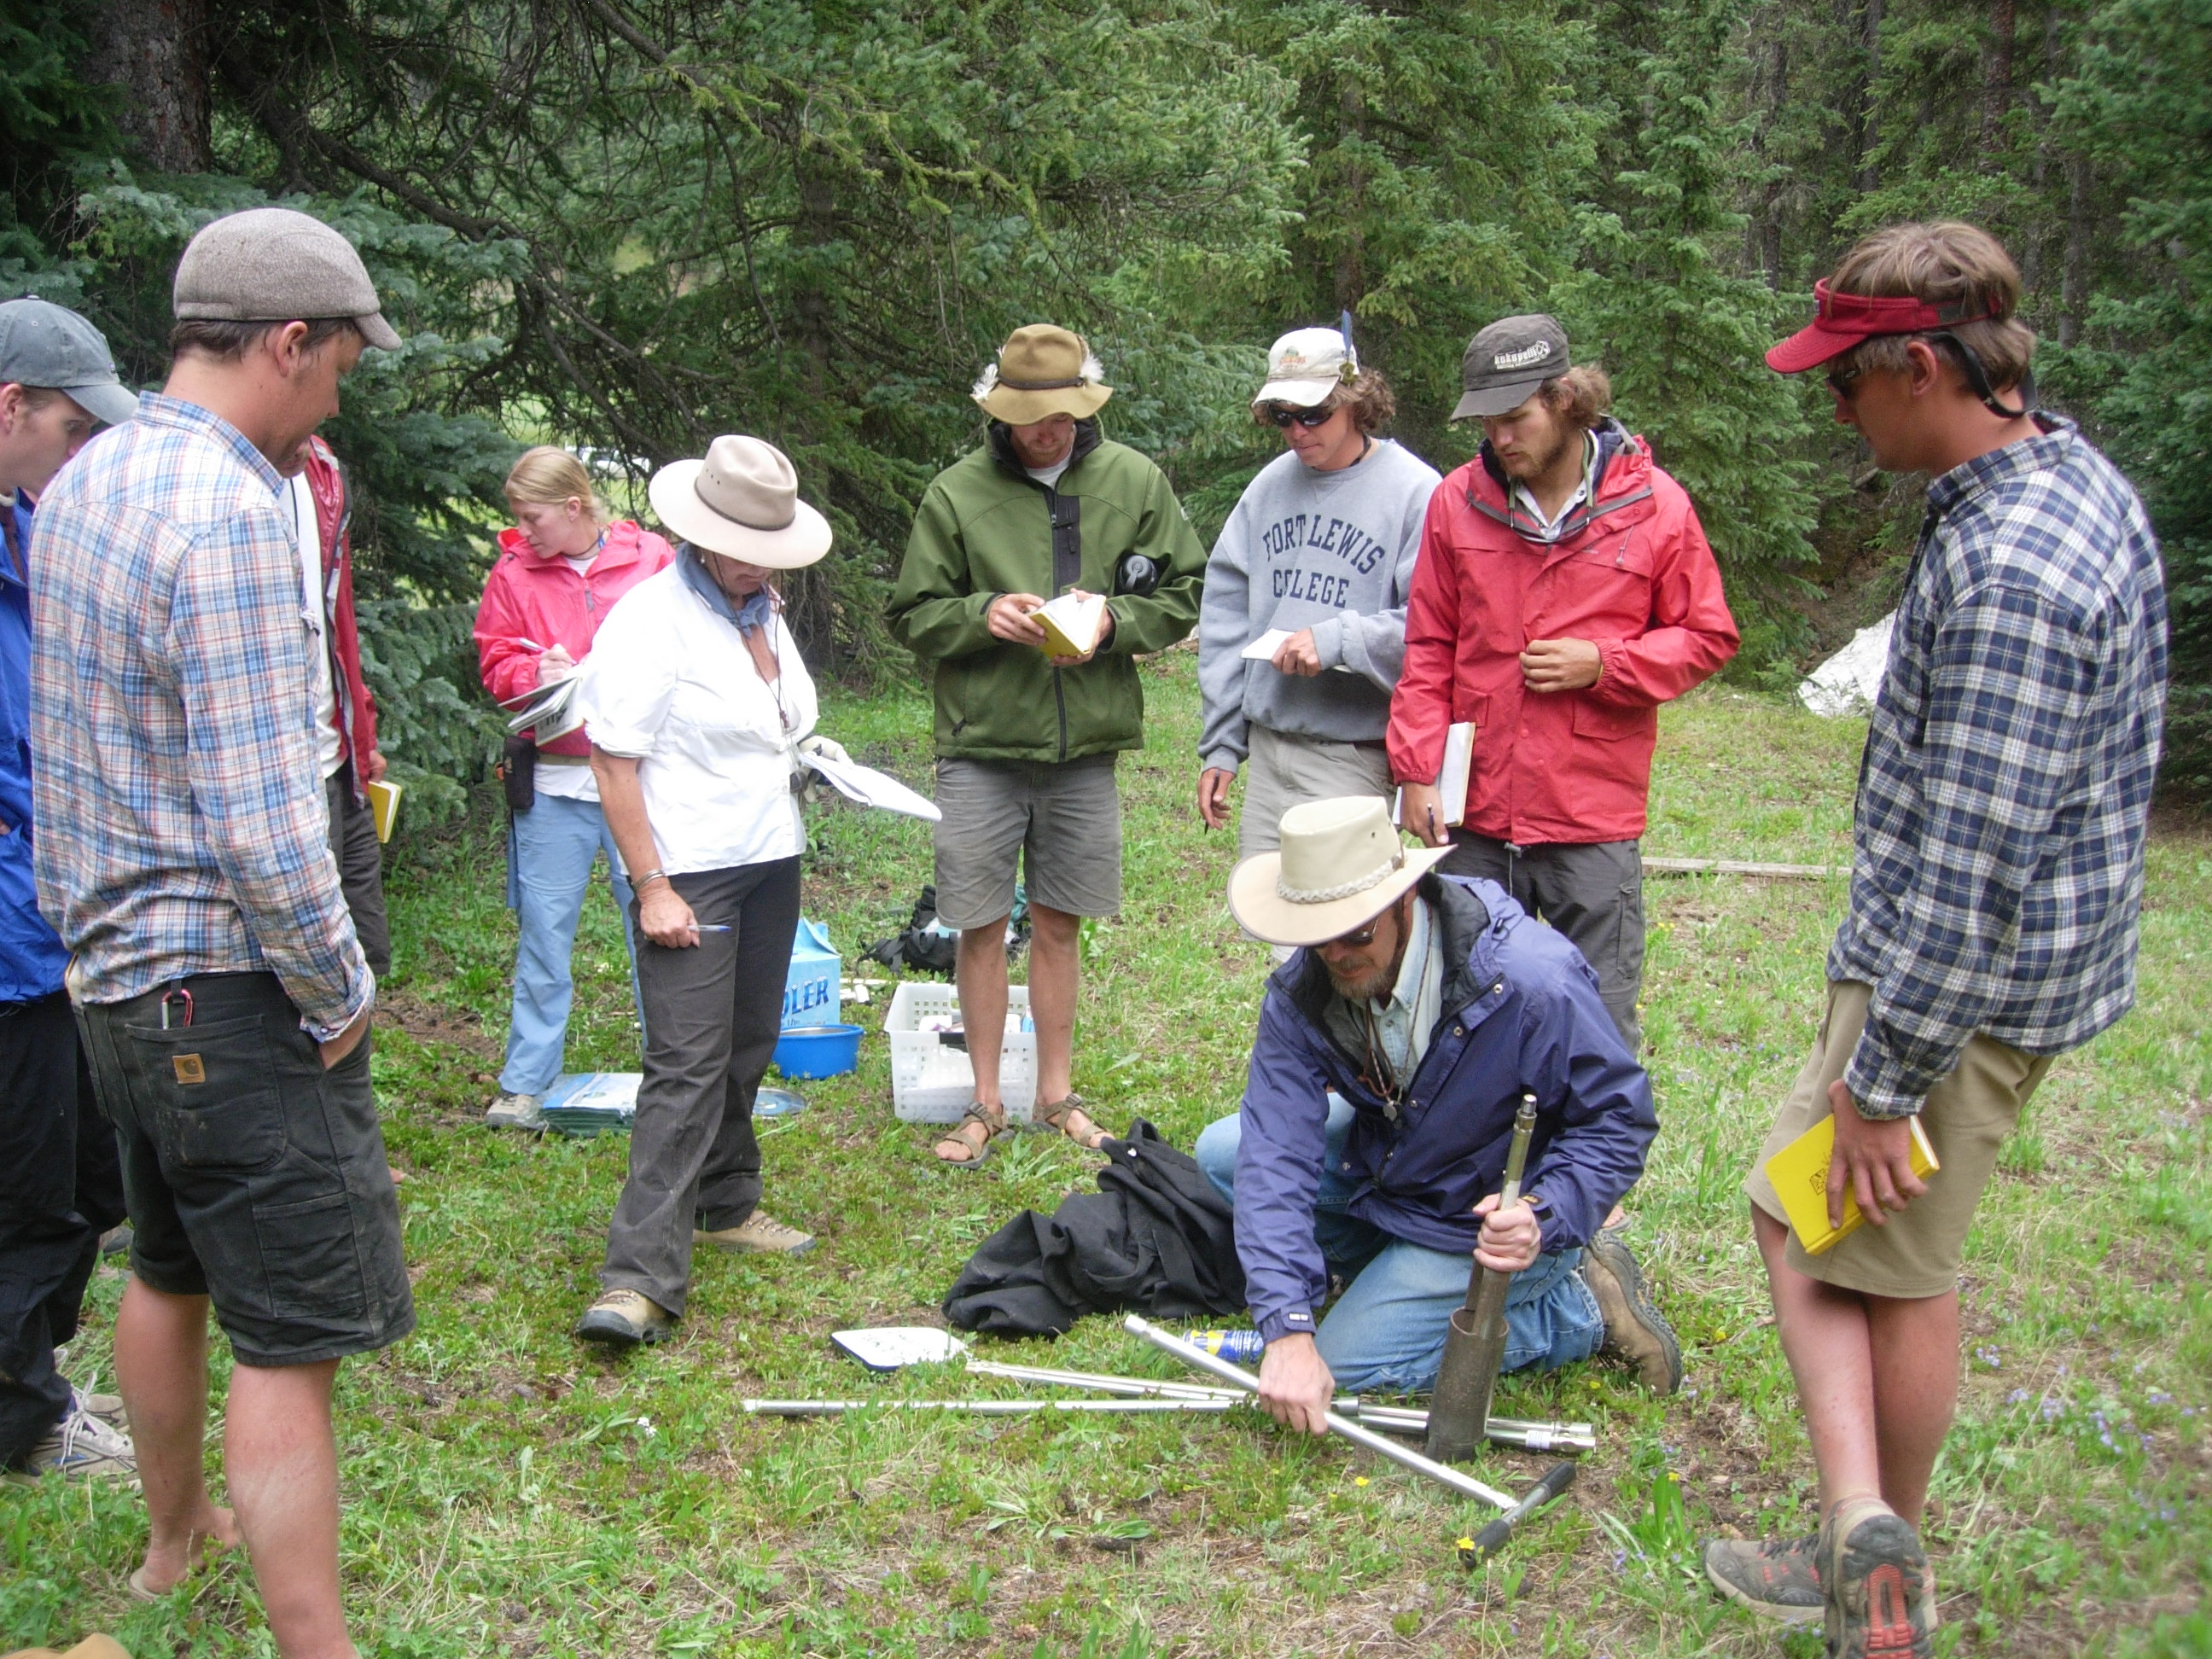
[30,394,372,1039]
[1831,415,2167,1118]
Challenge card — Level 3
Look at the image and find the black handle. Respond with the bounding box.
[1460,1460,1578,1565]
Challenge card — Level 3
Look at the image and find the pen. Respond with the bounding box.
[696,924,732,933]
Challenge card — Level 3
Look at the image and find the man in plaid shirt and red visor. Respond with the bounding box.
[32,208,408,1657]
[1702,221,2167,1659]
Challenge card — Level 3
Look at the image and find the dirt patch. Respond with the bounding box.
[381,987,498,1060]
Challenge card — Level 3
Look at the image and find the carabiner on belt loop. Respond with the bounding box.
[159,985,195,1030]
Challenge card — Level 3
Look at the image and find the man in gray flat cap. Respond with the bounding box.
[31,207,405,1657]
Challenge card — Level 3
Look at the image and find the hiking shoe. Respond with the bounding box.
[695,1212,817,1255]
[100,1221,133,1257]
[6,1397,137,1485]
[1703,1534,1823,1624]
[1580,1225,1683,1391]
[1819,1496,1934,1658]
[486,1091,545,1131]
[76,1387,127,1432]
[574,1289,673,1348]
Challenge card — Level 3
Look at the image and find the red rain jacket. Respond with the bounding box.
[473,519,674,756]
[300,436,380,803]
[1388,421,1738,844]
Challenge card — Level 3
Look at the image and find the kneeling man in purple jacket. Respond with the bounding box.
[1196,795,1682,1434]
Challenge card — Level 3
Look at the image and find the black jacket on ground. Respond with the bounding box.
[942,1120,1245,1336]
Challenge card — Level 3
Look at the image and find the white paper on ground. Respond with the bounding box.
[1799,613,1896,718]
[804,749,943,821]
[831,1327,970,1371]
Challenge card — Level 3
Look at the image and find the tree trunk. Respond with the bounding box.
[83,0,212,173]
[2060,148,2090,345]
[1331,80,1367,314]
[1854,0,1884,193]
[1980,0,2017,166]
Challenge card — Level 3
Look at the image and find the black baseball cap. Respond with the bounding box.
[1452,314,1570,421]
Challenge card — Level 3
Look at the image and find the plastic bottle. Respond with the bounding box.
[1185,1328,1266,1364]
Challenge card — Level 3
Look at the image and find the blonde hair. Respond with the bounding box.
[1538,364,1613,430]
[1829,221,2035,391]
[504,445,606,520]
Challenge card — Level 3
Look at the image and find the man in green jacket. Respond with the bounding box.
[891,323,1206,1167]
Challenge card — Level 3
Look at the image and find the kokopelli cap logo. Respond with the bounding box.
[1452,314,1572,421]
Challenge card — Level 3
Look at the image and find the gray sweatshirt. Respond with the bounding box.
[1196,438,1441,772]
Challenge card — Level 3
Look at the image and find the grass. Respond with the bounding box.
[5,649,2207,1657]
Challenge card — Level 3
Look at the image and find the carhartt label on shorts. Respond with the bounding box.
[173,1054,206,1085]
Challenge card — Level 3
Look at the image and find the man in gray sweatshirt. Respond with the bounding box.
[1197,326,1441,857]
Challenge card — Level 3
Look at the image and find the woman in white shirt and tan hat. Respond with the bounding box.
[571,434,841,1347]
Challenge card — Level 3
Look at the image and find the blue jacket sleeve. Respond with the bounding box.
[1513,942,1656,1253]
[1234,991,1338,1343]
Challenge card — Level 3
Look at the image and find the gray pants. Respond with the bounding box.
[1441,833,1644,1050]
[601,856,801,1315]
[1237,726,1394,859]
[326,761,390,976]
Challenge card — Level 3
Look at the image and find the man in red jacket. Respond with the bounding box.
[281,433,391,974]
[1390,316,1738,1048]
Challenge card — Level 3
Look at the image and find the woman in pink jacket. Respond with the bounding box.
[474,447,673,1129]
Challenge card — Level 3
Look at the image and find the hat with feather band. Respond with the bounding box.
[972,324,1113,424]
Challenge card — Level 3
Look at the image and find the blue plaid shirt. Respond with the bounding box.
[30,395,371,1039]
[1832,416,2167,1117]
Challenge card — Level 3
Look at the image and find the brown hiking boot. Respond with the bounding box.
[574,1289,673,1348]
[695,1212,816,1255]
[1819,1496,1934,1658]
[1579,1225,1683,1392]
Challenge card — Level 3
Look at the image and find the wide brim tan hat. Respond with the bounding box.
[973,323,1113,424]
[1228,795,1451,948]
[648,434,831,569]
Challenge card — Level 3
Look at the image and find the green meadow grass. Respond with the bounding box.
[5,652,2206,1657]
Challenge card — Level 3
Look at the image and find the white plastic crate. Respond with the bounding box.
[885,981,1037,1123]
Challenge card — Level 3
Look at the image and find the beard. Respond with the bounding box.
[1325,960,1398,1002]
[1499,425,1580,481]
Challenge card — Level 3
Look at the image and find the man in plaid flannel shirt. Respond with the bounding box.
[1703,223,2167,1657]
[31,208,410,1658]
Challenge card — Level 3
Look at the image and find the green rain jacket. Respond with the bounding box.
[889,420,1207,762]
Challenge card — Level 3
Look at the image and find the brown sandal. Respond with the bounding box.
[934,1101,1007,1170]
[1034,1093,1109,1150]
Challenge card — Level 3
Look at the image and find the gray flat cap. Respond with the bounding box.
[1452,314,1570,421]
[0,299,139,427]
[173,207,400,351]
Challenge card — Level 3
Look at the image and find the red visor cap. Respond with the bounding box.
[1766,280,1994,373]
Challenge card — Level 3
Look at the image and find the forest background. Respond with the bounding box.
[3,0,2208,814]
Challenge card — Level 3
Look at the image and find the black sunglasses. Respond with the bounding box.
[1326,918,1385,949]
[1265,403,1340,429]
[1825,360,1867,401]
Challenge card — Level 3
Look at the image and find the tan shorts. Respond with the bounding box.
[1744,981,2052,1298]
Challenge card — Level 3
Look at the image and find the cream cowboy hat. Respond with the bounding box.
[1228,796,1451,948]
[648,434,832,568]
[971,323,1113,424]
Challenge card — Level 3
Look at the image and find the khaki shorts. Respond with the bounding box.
[1744,981,2052,1299]
[1236,726,1394,860]
[932,754,1121,928]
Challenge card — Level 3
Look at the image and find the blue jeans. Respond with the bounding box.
[500,794,643,1096]
[1195,1097,1604,1393]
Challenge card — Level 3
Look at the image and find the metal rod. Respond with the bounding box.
[742,1397,1237,1417]
[1125,1316,1514,1510]
[964,1359,1241,1401]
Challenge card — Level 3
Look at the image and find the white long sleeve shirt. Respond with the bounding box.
[579,562,817,875]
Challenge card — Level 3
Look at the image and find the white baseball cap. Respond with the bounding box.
[1253,325,1358,410]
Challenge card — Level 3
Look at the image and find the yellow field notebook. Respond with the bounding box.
[1031,591,1108,658]
[1764,1111,1939,1254]
[365,778,403,845]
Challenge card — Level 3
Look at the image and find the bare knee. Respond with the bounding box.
[1028,903,1080,949]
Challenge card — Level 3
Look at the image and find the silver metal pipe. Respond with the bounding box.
[1124,1316,1514,1510]
[1352,1407,1597,1452]
[742,1397,1237,1417]
[964,1359,1241,1401]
